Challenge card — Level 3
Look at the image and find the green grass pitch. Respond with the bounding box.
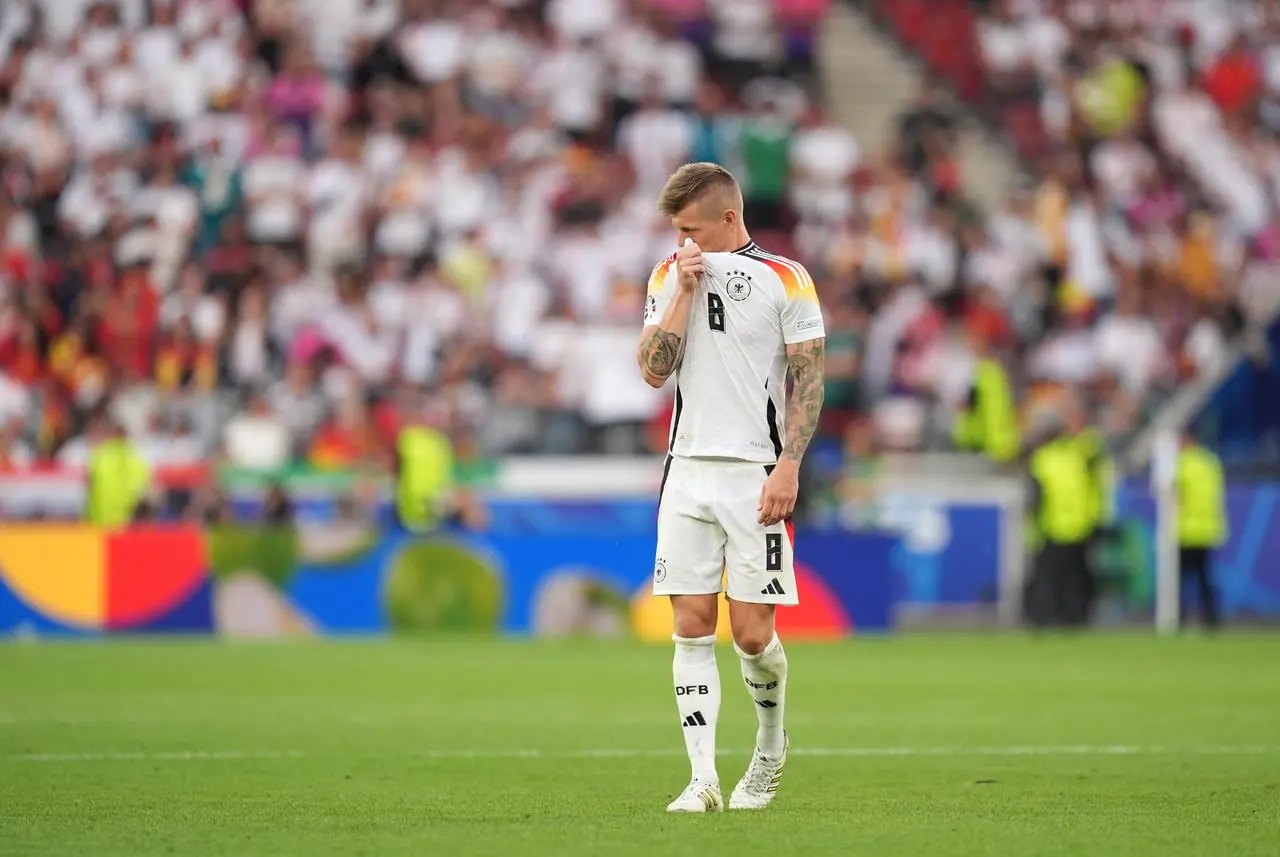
[2,633,1278,856]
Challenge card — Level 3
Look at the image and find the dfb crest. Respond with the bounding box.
[725,270,752,301]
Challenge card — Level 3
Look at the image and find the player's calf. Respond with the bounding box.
[671,632,721,795]
[736,632,788,757]
[730,632,789,809]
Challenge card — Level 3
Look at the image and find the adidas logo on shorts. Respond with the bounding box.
[760,578,786,596]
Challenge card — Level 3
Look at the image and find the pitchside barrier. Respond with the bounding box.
[0,458,1276,638]
[0,517,899,639]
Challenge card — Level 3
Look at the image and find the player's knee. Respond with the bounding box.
[671,594,718,638]
[728,600,775,654]
[727,613,773,654]
[732,624,774,656]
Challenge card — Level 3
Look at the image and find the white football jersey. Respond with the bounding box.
[643,241,825,463]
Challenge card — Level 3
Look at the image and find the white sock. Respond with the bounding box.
[672,634,721,782]
[736,633,788,757]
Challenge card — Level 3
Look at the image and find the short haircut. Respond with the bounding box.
[657,162,742,218]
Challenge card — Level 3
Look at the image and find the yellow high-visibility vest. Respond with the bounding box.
[953,358,1020,463]
[87,438,149,527]
[1176,445,1227,548]
[1031,438,1094,544]
[395,426,454,534]
[1073,428,1115,529]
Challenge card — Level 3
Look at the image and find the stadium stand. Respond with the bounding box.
[0,0,1275,491]
[0,0,841,475]
[859,0,1279,457]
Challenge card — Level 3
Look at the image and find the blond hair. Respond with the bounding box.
[657,162,742,218]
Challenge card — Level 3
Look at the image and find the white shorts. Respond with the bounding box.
[652,456,798,606]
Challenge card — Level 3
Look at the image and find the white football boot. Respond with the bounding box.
[729,733,788,810]
[666,778,724,813]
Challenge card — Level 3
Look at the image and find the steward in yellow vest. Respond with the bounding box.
[1025,423,1094,627]
[1175,433,1227,629]
[86,422,151,528]
[1064,395,1114,605]
[1072,425,1114,535]
[952,342,1021,464]
[395,422,456,535]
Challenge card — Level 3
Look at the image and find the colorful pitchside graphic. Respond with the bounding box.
[0,526,211,633]
[0,522,897,638]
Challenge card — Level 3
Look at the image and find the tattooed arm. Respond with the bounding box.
[782,337,826,463]
[756,336,825,526]
[639,240,703,388]
[637,288,695,388]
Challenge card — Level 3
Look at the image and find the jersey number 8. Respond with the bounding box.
[708,293,726,333]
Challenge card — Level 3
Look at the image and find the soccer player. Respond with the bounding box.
[637,162,825,812]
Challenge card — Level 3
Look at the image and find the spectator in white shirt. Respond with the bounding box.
[161,261,219,333]
[609,14,661,124]
[1022,5,1071,81]
[1090,128,1156,210]
[242,124,306,244]
[360,83,407,186]
[58,149,130,238]
[306,126,369,276]
[223,388,291,470]
[137,412,206,468]
[1183,307,1229,376]
[962,223,1024,304]
[707,0,778,90]
[0,371,32,430]
[1030,312,1098,386]
[365,253,410,351]
[133,1,178,80]
[616,82,694,199]
[654,14,703,108]
[268,357,329,458]
[466,7,535,124]
[978,0,1036,94]
[789,104,859,225]
[398,2,466,84]
[317,263,393,384]
[138,161,200,288]
[547,0,620,43]
[16,97,72,175]
[228,282,274,388]
[906,206,960,295]
[151,37,209,125]
[531,34,607,138]
[1094,284,1168,394]
[1064,190,1114,301]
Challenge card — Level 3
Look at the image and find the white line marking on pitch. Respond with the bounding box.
[6,750,306,762]
[428,745,1280,760]
[6,746,1278,763]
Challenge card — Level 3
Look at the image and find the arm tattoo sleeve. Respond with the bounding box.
[783,338,825,463]
[641,328,683,379]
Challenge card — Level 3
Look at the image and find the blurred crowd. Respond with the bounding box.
[0,0,833,474]
[824,0,1280,465]
[0,0,1275,485]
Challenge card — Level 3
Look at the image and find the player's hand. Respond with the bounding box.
[676,237,703,292]
[758,459,799,527]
